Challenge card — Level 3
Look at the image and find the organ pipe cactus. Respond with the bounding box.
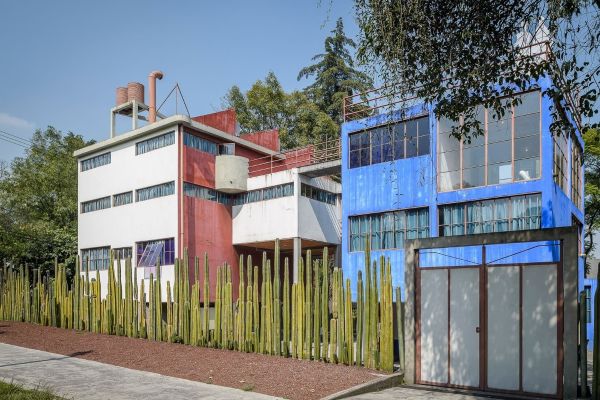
[0,240,399,373]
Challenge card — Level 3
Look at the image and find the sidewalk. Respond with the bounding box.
[0,343,275,400]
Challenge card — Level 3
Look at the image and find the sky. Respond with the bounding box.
[0,1,359,163]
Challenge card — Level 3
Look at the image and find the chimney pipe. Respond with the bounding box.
[148,70,164,123]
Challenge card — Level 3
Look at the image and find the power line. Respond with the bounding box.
[0,129,31,149]
[0,129,32,145]
[0,134,28,148]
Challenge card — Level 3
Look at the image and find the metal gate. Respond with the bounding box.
[415,244,563,398]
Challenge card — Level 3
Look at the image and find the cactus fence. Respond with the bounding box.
[0,240,403,372]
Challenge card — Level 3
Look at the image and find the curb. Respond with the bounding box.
[321,371,404,400]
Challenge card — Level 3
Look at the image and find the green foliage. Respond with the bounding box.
[223,72,338,150]
[355,0,599,140]
[298,18,374,124]
[0,380,65,400]
[0,127,93,278]
[585,128,600,265]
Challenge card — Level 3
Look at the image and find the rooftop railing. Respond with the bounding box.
[248,136,341,177]
[343,41,554,122]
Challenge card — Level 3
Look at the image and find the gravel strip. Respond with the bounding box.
[0,322,384,400]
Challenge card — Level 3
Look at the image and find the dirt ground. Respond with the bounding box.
[0,322,384,399]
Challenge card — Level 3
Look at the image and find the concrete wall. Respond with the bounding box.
[297,176,341,244]
[78,124,180,299]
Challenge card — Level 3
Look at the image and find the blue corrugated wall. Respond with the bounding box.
[341,76,590,346]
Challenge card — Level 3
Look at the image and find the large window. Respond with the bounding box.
[136,181,175,202]
[113,191,133,207]
[349,115,430,169]
[136,131,175,155]
[571,141,583,207]
[438,90,541,191]
[113,247,132,261]
[301,183,337,205]
[439,193,541,236]
[233,183,294,205]
[585,285,592,323]
[81,246,110,271]
[553,132,569,193]
[184,132,218,155]
[136,238,175,267]
[81,152,111,172]
[349,208,429,252]
[81,196,111,213]
[183,182,231,205]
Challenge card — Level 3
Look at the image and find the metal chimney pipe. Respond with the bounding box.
[148,70,164,123]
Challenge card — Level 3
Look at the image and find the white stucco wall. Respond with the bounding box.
[232,169,298,244]
[78,125,180,299]
[232,169,341,245]
[298,176,342,244]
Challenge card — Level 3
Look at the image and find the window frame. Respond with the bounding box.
[136,238,175,267]
[348,114,430,169]
[437,90,542,192]
[135,131,175,156]
[348,207,430,252]
[81,196,111,213]
[81,152,111,172]
[113,191,133,207]
[80,246,111,271]
[136,181,175,202]
[438,193,542,237]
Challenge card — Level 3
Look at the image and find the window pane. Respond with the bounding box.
[350,150,360,168]
[418,135,430,156]
[494,199,509,232]
[438,117,458,134]
[463,145,485,168]
[514,135,540,160]
[417,117,430,137]
[360,148,370,166]
[514,158,540,181]
[488,141,512,164]
[462,166,485,188]
[488,163,513,185]
[440,171,461,191]
[438,132,460,152]
[406,120,418,140]
[394,123,405,160]
[514,114,540,138]
[439,150,460,173]
[349,134,360,152]
[514,91,539,116]
[371,128,382,164]
[488,119,512,143]
[406,137,417,158]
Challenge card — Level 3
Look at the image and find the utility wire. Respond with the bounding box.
[0,129,32,148]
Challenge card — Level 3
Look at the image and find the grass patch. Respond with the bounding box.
[242,383,255,392]
[0,380,65,400]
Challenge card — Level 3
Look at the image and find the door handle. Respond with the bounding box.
[476,327,480,333]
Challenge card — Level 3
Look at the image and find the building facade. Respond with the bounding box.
[341,76,586,396]
[76,107,341,300]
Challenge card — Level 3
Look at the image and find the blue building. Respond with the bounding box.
[341,76,588,340]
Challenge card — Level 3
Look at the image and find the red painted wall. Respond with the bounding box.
[183,146,216,188]
[183,197,239,301]
[192,109,237,135]
[240,129,280,152]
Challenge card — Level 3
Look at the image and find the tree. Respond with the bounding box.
[354,0,599,140]
[298,17,374,124]
[585,128,600,267]
[223,72,338,150]
[0,127,93,278]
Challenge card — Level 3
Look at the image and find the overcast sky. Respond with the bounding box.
[0,1,359,163]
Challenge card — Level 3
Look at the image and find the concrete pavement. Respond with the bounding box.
[347,386,499,399]
[0,343,276,400]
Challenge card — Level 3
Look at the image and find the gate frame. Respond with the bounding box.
[403,226,579,399]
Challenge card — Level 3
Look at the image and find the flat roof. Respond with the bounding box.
[73,114,280,159]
